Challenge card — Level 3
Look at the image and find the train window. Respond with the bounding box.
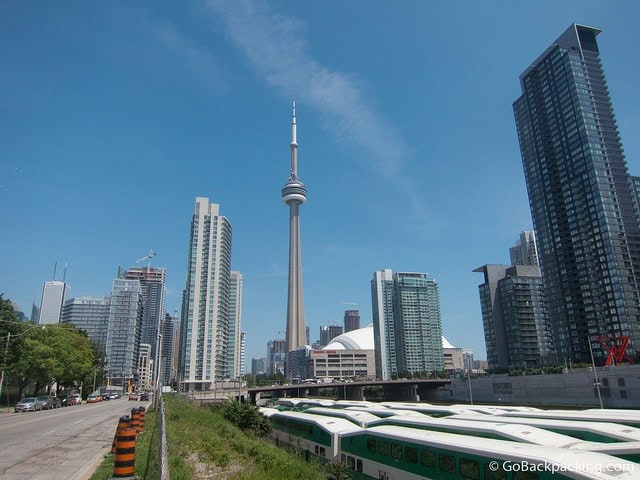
[484,463,507,480]
[405,446,418,463]
[513,472,538,480]
[314,446,319,455]
[439,454,456,474]
[319,447,326,457]
[357,459,363,472]
[367,438,376,452]
[460,458,479,479]
[341,454,346,465]
[378,440,389,456]
[347,456,356,469]
[391,444,403,460]
[421,450,435,467]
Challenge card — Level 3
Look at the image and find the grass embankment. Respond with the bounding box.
[90,396,327,480]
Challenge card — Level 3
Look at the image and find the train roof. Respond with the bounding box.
[332,400,379,408]
[450,414,640,442]
[369,415,588,449]
[269,410,363,435]
[344,406,427,418]
[501,410,640,427]
[380,402,476,415]
[258,407,280,417]
[450,403,543,412]
[344,426,638,479]
[303,407,381,427]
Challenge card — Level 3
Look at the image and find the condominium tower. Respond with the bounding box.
[513,24,640,363]
[61,295,111,348]
[124,266,166,374]
[475,264,553,370]
[39,281,70,324]
[179,197,233,391]
[105,278,143,380]
[226,271,243,379]
[372,269,444,379]
[510,231,539,267]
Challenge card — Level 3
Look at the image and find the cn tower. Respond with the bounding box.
[282,100,307,353]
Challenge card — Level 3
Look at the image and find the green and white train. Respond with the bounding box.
[265,410,638,479]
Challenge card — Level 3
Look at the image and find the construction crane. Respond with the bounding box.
[136,249,156,269]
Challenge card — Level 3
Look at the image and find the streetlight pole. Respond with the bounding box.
[588,336,604,409]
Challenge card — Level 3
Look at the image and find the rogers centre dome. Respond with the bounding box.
[324,324,455,350]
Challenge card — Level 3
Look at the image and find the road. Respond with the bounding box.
[0,399,149,480]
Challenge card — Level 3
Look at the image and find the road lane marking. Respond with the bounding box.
[42,430,56,436]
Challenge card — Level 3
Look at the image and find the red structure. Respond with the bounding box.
[595,335,635,366]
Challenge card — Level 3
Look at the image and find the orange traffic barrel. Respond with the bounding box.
[130,408,141,435]
[137,406,145,432]
[112,426,137,477]
[111,415,131,454]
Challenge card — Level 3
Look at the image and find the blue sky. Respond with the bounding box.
[1,1,639,364]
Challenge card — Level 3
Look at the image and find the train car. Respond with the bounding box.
[501,410,640,428]
[268,410,361,462]
[332,400,380,409]
[450,404,543,413]
[380,402,477,417]
[274,398,335,411]
[259,407,280,417]
[451,413,640,443]
[339,425,638,480]
[345,406,428,418]
[303,407,382,428]
[369,415,640,462]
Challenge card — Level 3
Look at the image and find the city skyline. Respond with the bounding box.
[1,3,639,364]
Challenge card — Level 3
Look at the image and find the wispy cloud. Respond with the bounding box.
[206,0,409,176]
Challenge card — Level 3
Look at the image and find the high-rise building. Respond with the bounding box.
[319,325,343,347]
[371,269,444,379]
[266,339,286,375]
[138,343,153,390]
[282,101,308,360]
[124,266,166,374]
[343,310,361,333]
[38,281,70,324]
[226,271,243,379]
[105,278,143,382]
[251,357,266,376]
[475,265,554,370]
[179,197,233,391]
[161,313,177,387]
[240,332,246,376]
[513,24,640,363]
[61,296,111,348]
[510,231,539,267]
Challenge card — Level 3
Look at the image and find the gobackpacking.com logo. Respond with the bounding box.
[490,460,637,475]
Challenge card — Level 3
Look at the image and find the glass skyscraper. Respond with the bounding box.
[372,269,443,379]
[514,24,640,364]
[475,265,553,370]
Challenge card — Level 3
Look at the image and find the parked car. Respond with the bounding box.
[50,396,62,408]
[86,393,102,403]
[108,392,121,399]
[62,393,81,406]
[128,392,138,401]
[36,395,55,410]
[15,397,43,412]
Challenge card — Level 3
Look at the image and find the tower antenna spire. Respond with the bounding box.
[290,98,298,179]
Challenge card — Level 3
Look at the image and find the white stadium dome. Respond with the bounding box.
[323,324,455,350]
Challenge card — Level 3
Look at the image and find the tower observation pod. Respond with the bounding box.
[282,99,308,358]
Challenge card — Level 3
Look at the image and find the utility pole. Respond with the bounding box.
[0,332,10,402]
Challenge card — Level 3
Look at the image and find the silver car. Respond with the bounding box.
[14,397,43,412]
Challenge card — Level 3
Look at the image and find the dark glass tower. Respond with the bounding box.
[514,24,640,364]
